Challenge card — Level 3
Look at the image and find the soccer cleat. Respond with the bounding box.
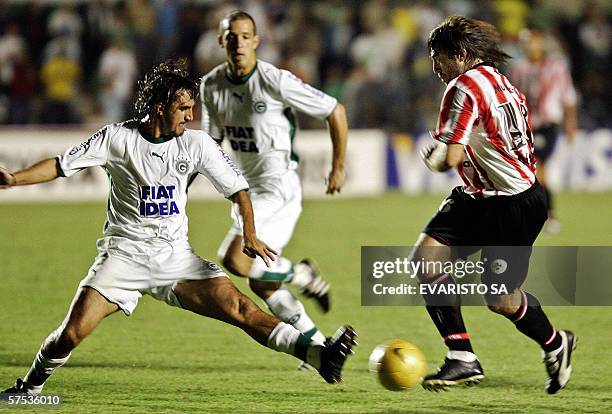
[543,330,576,394]
[318,326,357,384]
[298,259,331,313]
[2,379,41,396]
[422,358,485,391]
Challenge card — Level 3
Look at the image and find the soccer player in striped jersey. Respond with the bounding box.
[415,16,575,393]
[0,60,356,396]
[509,29,578,233]
[200,10,349,361]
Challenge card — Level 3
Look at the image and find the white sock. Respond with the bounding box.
[249,256,294,282]
[267,322,323,369]
[265,288,325,345]
[447,350,478,362]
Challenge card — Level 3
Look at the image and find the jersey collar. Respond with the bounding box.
[138,126,177,144]
[225,62,257,85]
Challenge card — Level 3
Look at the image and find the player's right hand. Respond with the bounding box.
[243,236,278,267]
[0,167,16,189]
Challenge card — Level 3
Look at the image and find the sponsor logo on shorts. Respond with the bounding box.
[206,262,221,272]
[439,198,454,213]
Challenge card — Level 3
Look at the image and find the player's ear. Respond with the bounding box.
[154,102,164,116]
[217,34,224,48]
[253,34,260,50]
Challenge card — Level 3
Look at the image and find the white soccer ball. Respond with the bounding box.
[422,141,448,172]
[369,339,427,391]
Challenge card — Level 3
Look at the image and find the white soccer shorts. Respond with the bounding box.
[79,236,227,315]
[218,170,302,257]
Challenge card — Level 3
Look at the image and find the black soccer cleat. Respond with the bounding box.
[422,358,485,391]
[318,326,357,384]
[2,378,40,396]
[298,259,331,313]
[544,330,577,394]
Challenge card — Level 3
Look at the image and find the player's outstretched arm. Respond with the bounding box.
[229,190,278,266]
[325,103,348,195]
[0,158,61,189]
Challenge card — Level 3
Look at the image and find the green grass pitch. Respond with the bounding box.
[1,192,611,413]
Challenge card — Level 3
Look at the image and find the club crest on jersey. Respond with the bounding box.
[175,158,190,175]
[252,100,267,113]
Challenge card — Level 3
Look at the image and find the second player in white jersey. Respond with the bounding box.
[201,59,337,184]
[200,10,349,353]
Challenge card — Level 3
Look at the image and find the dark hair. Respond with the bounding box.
[218,10,257,36]
[428,16,511,66]
[132,58,199,122]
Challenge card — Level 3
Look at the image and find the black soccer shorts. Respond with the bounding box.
[423,182,548,291]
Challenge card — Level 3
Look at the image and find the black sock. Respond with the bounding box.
[423,273,474,353]
[506,291,562,353]
[543,185,553,214]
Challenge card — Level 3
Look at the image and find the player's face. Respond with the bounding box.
[430,49,466,84]
[220,18,259,75]
[161,89,194,136]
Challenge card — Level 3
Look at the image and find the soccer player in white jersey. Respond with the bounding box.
[509,29,578,233]
[200,10,348,355]
[414,16,575,393]
[0,60,356,396]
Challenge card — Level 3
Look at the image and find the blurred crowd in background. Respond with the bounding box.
[0,0,609,134]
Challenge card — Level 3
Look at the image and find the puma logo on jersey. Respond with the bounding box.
[233,92,244,102]
[151,152,166,162]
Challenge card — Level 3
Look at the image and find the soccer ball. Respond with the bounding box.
[369,339,427,391]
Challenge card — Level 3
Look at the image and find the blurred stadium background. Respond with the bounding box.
[1,1,611,413]
[0,0,610,200]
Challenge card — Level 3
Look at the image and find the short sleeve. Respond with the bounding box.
[434,86,478,145]
[196,134,249,197]
[58,126,111,177]
[278,69,337,120]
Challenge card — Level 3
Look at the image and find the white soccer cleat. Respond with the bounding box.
[543,330,576,394]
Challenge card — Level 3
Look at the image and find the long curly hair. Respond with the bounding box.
[428,16,511,67]
[132,58,199,123]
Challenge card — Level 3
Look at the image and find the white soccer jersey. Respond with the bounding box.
[200,60,337,185]
[433,64,537,198]
[58,122,248,242]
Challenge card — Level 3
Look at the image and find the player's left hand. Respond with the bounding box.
[326,167,346,195]
[243,236,278,267]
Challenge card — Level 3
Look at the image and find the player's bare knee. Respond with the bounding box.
[222,252,249,277]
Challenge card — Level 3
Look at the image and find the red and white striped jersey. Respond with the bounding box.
[433,64,536,198]
[509,57,577,128]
